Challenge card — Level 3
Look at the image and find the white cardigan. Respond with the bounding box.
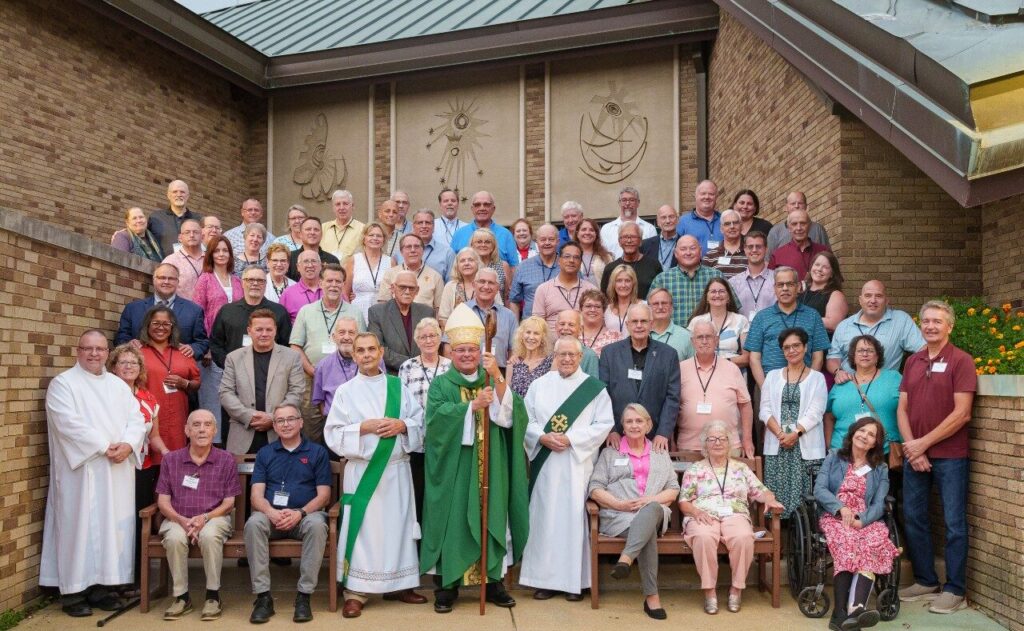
[758,368,827,459]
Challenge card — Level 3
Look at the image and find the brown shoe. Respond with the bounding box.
[342,599,363,618]
[383,590,427,605]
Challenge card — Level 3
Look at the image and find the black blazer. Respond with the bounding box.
[367,300,434,373]
[640,234,678,271]
[598,337,681,439]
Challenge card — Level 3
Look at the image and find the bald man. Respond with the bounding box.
[149,179,202,256]
[647,235,723,327]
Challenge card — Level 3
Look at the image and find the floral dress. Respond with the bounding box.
[764,380,821,517]
[509,355,553,397]
[679,459,771,522]
[819,467,899,575]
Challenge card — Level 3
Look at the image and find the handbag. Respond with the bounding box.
[852,374,902,470]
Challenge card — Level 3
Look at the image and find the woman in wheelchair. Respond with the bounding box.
[814,417,899,631]
[678,420,784,615]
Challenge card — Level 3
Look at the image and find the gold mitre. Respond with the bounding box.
[446,303,484,347]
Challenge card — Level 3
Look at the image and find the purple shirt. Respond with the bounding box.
[280,282,322,324]
[155,446,241,518]
[311,353,385,415]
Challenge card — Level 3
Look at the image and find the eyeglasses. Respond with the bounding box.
[243,278,267,284]
[782,343,804,351]
[560,254,582,261]
[619,198,639,205]
[555,351,581,358]
[78,346,108,353]
[273,416,302,425]
[854,348,877,355]
[116,360,140,367]
[705,436,728,444]
[417,333,440,341]
[150,321,173,329]
[692,334,715,342]
[721,220,741,226]
[775,281,798,288]
[395,285,419,293]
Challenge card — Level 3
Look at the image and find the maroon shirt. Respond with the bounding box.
[768,240,830,281]
[899,342,977,459]
[155,446,241,518]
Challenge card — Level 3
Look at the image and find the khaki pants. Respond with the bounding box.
[683,514,755,590]
[301,375,325,444]
[159,516,233,596]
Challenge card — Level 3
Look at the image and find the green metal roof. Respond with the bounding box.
[203,0,646,56]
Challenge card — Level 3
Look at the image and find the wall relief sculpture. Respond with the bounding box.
[578,81,649,184]
[292,113,348,202]
[426,98,489,201]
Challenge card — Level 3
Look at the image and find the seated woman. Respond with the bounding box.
[678,420,783,615]
[588,404,680,620]
[111,206,164,262]
[814,417,899,631]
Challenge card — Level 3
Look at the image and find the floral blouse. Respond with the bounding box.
[678,459,770,519]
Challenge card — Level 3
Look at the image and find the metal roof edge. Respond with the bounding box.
[716,0,1024,207]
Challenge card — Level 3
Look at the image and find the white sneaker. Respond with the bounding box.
[898,583,940,602]
[928,592,967,614]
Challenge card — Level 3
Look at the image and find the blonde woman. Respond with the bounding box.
[506,316,553,397]
[576,218,612,286]
[471,228,512,302]
[344,221,392,322]
[605,265,642,335]
[264,243,295,303]
[437,248,503,328]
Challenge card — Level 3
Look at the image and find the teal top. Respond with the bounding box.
[826,369,902,453]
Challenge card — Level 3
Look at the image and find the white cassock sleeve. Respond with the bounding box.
[461,384,513,446]
[323,389,366,460]
[116,383,148,469]
[45,376,113,470]
[566,389,615,465]
[399,385,424,453]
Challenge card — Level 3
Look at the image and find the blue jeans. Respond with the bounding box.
[902,457,969,596]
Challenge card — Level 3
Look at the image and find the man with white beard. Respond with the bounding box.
[520,336,613,600]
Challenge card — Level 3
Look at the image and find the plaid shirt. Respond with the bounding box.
[399,355,453,410]
[647,265,722,326]
[155,446,241,518]
[509,255,559,316]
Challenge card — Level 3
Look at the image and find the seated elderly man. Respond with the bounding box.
[245,404,331,624]
[588,404,680,620]
[156,410,241,621]
[678,420,783,615]
[677,320,754,459]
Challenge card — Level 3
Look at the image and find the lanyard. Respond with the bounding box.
[321,305,341,335]
[659,237,676,269]
[332,223,352,247]
[365,253,383,288]
[580,252,594,279]
[583,325,604,349]
[335,353,354,382]
[709,458,729,499]
[182,253,202,280]
[746,275,767,308]
[301,286,319,305]
[555,281,583,309]
[422,356,442,385]
[440,218,460,242]
[777,306,799,330]
[151,345,175,374]
[854,318,883,337]
[852,369,878,410]
[540,260,556,283]
[404,263,426,279]
[695,355,718,400]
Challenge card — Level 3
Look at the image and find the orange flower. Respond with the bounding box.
[1015,340,1024,349]
[967,308,976,316]
[983,308,992,315]
[1013,325,1021,332]
[987,366,997,374]
[990,327,998,334]
[999,345,1006,353]
[976,368,984,375]
[974,357,983,364]
[989,317,998,324]
[1003,303,1012,313]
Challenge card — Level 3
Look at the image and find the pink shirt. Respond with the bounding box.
[279,282,322,324]
[161,250,205,300]
[531,277,597,333]
[677,355,751,451]
[618,437,652,495]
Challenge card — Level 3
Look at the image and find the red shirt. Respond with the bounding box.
[141,345,200,464]
[768,240,830,281]
[899,342,976,459]
[134,388,160,469]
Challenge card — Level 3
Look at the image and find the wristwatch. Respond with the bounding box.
[797,429,805,437]
[299,509,307,519]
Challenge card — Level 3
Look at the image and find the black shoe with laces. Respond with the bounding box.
[485,584,516,608]
[293,592,312,623]
[249,592,275,624]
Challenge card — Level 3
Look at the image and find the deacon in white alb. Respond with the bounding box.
[41,330,146,617]
[323,331,426,619]
[520,336,614,600]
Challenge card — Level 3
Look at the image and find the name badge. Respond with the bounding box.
[707,240,720,250]
[627,368,643,381]
[854,464,872,477]
[182,475,199,489]
[272,490,290,507]
[717,504,734,518]
[614,458,630,467]
[718,256,732,266]
[696,402,713,415]
[321,342,338,355]
[931,361,948,373]
[163,383,179,394]
[242,334,252,347]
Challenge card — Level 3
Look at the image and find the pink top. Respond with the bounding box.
[677,356,750,451]
[192,271,243,335]
[619,437,652,495]
[279,282,323,324]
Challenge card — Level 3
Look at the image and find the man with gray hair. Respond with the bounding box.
[224,198,274,260]
[600,221,662,298]
[509,223,561,319]
[558,201,584,247]
[161,218,205,300]
[766,191,831,256]
[555,309,599,380]
[391,190,414,236]
[321,189,365,262]
[701,208,748,278]
[599,186,656,258]
[521,336,613,600]
[396,209,455,280]
[149,179,201,256]
[640,204,681,271]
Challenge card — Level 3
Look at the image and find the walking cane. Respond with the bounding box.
[479,311,497,615]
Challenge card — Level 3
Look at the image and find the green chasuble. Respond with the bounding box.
[419,366,530,587]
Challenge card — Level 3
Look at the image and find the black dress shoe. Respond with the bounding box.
[533,589,557,600]
[293,592,312,623]
[433,598,454,614]
[565,592,584,602]
[272,557,292,567]
[841,606,880,631]
[250,593,275,624]
[644,601,667,620]
[611,562,631,579]
[485,585,516,608]
[89,594,126,611]
[62,602,93,617]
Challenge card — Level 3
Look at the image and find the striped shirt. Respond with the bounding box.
[744,303,830,372]
[647,265,723,327]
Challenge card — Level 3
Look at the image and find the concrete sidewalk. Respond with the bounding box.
[18,561,1005,631]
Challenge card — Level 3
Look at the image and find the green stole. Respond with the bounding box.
[339,374,401,584]
[528,376,605,497]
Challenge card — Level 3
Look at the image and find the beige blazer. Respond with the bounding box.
[219,344,305,454]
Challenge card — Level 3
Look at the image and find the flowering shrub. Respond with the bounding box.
[928,298,1024,375]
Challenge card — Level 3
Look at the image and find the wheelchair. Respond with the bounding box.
[787,462,901,621]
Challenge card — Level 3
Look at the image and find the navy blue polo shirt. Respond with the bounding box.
[252,438,331,510]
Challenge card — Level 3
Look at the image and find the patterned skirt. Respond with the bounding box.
[764,444,820,519]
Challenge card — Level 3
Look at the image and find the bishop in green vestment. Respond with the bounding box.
[419,304,529,613]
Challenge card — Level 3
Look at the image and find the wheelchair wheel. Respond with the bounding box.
[878,587,900,621]
[787,512,806,599]
[798,586,831,618]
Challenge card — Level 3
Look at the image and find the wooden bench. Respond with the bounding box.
[586,456,781,608]
[139,454,343,613]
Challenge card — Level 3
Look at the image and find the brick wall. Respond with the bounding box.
[679,44,699,203]
[0,214,154,611]
[0,0,266,244]
[981,197,1024,307]
[373,83,392,209]
[524,64,546,226]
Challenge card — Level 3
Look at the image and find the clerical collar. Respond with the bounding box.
[459,370,479,380]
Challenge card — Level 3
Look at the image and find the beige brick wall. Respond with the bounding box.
[981,198,1024,307]
[679,44,700,203]
[0,223,153,611]
[0,0,266,243]
[524,64,546,226]
[373,83,392,209]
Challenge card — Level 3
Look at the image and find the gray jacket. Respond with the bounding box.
[588,446,680,537]
[813,451,889,526]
